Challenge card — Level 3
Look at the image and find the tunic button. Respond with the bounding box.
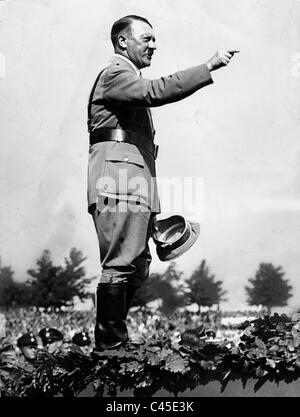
[124,157,129,162]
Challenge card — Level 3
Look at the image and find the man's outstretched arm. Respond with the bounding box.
[103,63,212,108]
[103,50,239,108]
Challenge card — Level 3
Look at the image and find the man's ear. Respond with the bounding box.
[118,34,127,50]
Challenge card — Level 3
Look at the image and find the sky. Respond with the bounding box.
[0,0,300,312]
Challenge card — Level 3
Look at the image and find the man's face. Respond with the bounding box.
[80,345,91,355]
[21,346,38,361]
[124,20,156,69]
[47,340,63,353]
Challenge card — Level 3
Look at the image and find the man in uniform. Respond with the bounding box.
[17,332,39,362]
[72,331,91,355]
[87,15,238,351]
[39,328,64,354]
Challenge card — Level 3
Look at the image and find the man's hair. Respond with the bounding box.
[111,15,152,48]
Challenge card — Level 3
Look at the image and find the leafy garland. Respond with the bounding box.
[1,313,300,397]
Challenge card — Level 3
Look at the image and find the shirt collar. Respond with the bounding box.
[112,53,141,77]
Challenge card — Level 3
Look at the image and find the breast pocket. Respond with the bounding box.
[97,149,149,199]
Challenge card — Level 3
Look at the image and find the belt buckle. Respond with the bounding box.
[154,144,159,160]
[115,129,126,143]
[115,131,122,142]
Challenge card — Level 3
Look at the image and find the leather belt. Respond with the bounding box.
[90,128,159,159]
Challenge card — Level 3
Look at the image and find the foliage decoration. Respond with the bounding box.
[1,313,300,397]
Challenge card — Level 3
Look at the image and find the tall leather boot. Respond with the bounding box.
[125,284,145,346]
[94,283,129,351]
[125,284,139,316]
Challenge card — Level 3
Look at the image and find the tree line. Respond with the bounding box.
[0,248,94,310]
[0,248,293,314]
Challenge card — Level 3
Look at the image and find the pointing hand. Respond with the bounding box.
[206,50,240,71]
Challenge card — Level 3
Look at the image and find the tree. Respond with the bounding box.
[0,265,32,309]
[185,260,226,310]
[245,263,293,314]
[159,262,186,314]
[57,248,94,305]
[0,266,14,301]
[27,248,94,308]
[133,262,186,315]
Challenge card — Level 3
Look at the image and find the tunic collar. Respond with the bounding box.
[112,53,141,77]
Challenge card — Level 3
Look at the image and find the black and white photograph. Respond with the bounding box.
[1,0,300,403]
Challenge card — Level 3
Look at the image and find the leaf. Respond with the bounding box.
[218,340,234,349]
[147,354,161,367]
[266,358,276,369]
[23,364,35,373]
[0,379,6,390]
[256,366,268,378]
[255,337,266,350]
[269,345,279,352]
[292,335,300,348]
[223,370,231,381]
[237,320,251,330]
[278,339,289,347]
[276,322,286,332]
[178,349,189,358]
[292,322,300,334]
[240,334,255,343]
[230,346,240,355]
[136,376,153,388]
[243,326,254,337]
[165,354,190,373]
[120,361,143,375]
[145,346,161,354]
[240,376,248,390]
[254,375,269,392]
[92,379,104,392]
[200,360,214,371]
[159,348,175,360]
[279,314,289,322]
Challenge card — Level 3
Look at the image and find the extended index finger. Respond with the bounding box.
[228,50,240,54]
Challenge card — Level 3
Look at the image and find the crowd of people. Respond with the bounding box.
[0,305,264,364]
[3,307,95,344]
